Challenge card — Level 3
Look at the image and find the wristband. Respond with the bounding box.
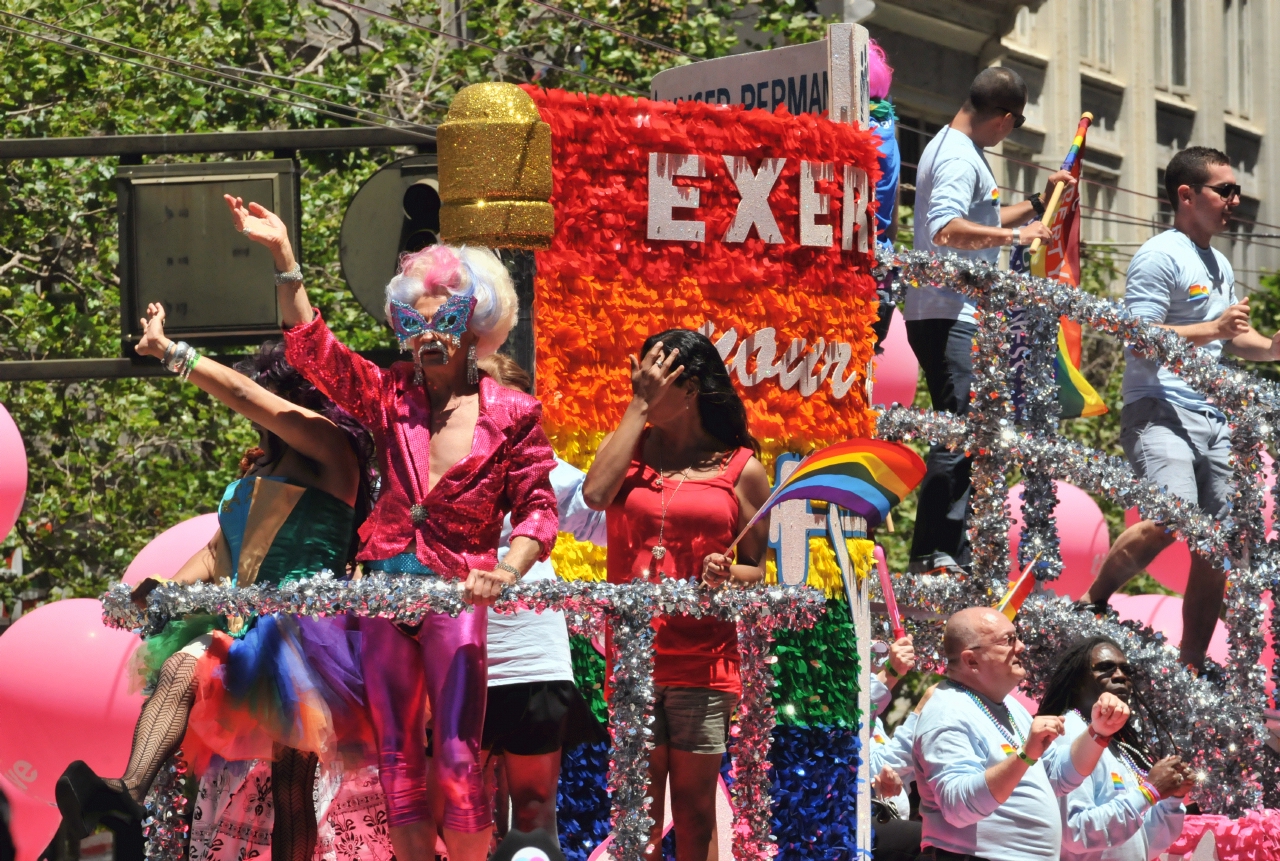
[1137,780,1161,805]
[1016,748,1038,766]
[495,560,522,579]
[1086,725,1113,746]
[1010,227,1021,247]
[1028,192,1045,218]
[885,662,900,679]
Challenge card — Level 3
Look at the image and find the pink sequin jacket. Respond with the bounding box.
[283,312,558,577]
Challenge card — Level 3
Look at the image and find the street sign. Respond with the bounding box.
[650,23,870,128]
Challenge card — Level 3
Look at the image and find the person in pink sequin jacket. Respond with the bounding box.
[224,195,558,861]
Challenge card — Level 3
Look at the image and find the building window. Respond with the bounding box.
[1081,176,1119,243]
[1155,0,1189,91]
[1225,0,1252,117]
[1013,5,1036,45]
[1081,0,1114,71]
[1005,151,1040,200]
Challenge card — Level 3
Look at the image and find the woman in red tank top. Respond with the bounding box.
[583,329,771,861]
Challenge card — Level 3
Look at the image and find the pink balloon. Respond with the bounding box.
[0,599,145,804]
[1126,450,1277,594]
[122,512,220,587]
[0,403,27,543]
[871,312,918,408]
[1109,593,1230,665]
[0,773,61,861]
[1008,481,1110,600]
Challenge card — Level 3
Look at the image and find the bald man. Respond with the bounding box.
[911,608,1131,861]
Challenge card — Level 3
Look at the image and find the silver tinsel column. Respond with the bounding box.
[142,753,190,861]
[1015,307,1064,582]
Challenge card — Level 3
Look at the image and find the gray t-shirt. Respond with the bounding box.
[907,126,1002,325]
[1122,229,1237,414]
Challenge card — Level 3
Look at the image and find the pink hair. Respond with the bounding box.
[868,40,893,100]
[397,245,462,295]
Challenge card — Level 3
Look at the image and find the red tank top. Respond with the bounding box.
[606,436,753,694]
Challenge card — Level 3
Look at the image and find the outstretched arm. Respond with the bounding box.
[134,304,359,505]
[224,195,313,327]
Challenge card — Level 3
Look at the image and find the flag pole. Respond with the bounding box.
[1027,112,1094,257]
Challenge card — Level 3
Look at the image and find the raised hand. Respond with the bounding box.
[1024,714,1065,759]
[887,635,915,679]
[1090,691,1131,738]
[629,341,684,411]
[135,302,170,360]
[223,195,293,269]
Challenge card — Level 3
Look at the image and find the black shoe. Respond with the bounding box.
[55,761,146,842]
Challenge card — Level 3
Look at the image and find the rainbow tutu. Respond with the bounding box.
[184,613,376,774]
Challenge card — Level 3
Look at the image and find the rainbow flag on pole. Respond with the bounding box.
[1035,114,1107,419]
[736,440,926,541]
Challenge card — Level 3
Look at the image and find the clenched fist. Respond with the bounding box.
[1090,691,1131,738]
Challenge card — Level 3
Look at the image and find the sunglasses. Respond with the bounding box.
[1091,660,1133,677]
[972,631,1020,650]
[996,107,1026,129]
[1193,182,1242,201]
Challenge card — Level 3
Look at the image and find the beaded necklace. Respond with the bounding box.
[962,688,1025,750]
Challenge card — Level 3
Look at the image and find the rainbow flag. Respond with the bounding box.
[1030,114,1108,420]
[994,555,1038,620]
[1111,772,1126,791]
[745,439,926,533]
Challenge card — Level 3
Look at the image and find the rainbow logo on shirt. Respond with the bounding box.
[873,732,887,744]
[990,187,1001,205]
[1189,284,1211,302]
[1000,743,1015,756]
[1111,772,1125,790]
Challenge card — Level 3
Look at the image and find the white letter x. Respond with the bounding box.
[722,156,785,244]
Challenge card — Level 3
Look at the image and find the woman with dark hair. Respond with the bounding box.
[55,304,376,861]
[582,329,771,861]
[1040,637,1192,861]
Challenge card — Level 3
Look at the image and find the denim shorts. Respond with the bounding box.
[1120,397,1233,517]
[651,685,739,754]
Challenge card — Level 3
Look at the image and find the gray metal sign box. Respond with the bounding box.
[116,159,301,346]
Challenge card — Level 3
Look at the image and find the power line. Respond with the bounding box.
[222,66,451,114]
[525,0,698,60]
[1,11,437,138]
[327,0,648,96]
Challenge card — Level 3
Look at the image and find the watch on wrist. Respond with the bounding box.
[1028,192,1046,218]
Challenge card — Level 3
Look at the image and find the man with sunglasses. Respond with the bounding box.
[911,607,1130,861]
[1077,147,1280,674]
[906,66,1075,577]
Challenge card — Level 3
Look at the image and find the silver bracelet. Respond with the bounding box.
[495,561,522,580]
[163,341,190,373]
[274,264,304,286]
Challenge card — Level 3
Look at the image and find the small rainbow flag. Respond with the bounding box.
[727,440,926,552]
[1111,772,1126,790]
[1000,743,1016,757]
[1189,284,1211,302]
[994,554,1039,620]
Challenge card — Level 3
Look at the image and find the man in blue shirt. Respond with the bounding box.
[907,67,1073,574]
[1077,147,1280,672]
[912,607,1131,861]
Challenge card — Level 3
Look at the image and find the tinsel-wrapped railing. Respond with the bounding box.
[871,247,1280,813]
[102,575,826,861]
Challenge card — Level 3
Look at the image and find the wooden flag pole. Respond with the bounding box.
[1027,111,1094,258]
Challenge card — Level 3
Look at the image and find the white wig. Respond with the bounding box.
[384,244,518,357]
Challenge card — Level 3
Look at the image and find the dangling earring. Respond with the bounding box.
[466,344,479,386]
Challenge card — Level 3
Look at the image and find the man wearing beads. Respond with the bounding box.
[912,607,1131,861]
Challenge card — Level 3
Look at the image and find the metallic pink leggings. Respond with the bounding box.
[358,610,490,831]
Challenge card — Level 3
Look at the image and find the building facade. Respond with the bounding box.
[853,0,1279,292]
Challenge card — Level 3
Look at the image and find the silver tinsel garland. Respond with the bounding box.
[142,753,190,861]
[102,575,824,861]
[872,247,1278,814]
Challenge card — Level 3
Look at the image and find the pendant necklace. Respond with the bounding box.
[651,448,690,562]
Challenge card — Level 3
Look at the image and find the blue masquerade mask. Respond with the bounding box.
[389,293,477,350]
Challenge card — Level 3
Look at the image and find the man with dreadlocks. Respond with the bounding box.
[1040,637,1192,861]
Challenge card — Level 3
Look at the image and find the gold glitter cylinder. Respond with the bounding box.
[438,83,554,249]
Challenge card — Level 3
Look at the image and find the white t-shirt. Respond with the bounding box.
[487,458,608,686]
[906,126,1002,325]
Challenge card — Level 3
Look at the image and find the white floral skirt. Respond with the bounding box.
[189,757,394,861]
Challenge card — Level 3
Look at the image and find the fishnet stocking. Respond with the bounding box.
[118,651,199,803]
[271,746,319,861]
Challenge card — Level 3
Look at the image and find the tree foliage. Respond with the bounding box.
[0,0,837,610]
